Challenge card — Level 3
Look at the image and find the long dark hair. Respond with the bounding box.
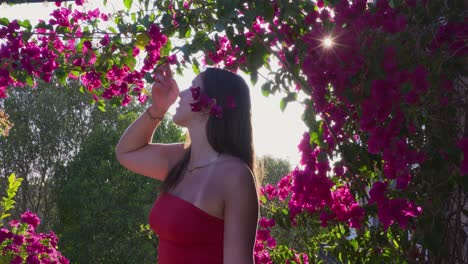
[158,68,263,195]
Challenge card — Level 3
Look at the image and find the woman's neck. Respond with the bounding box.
[186,126,220,167]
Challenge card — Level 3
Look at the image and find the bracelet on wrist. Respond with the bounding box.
[146,108,165,121]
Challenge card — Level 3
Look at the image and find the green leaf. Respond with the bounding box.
[310,131,320,146]
[55,68,68,85]
[349,239,359,252]
[108,26,117,34]
[0,18,9,26]
[124,0,133,10]
[1,173,22,223]
[261,82,270,97]
[21,31,32,43]
[193,31,212,52]
[135,33,150,49]
[284,92,298,103]
[219,0,241,17]
[144,72,154,83]
[250,71,258,86]
[392,239,399,249]
[98,104,107,112]
[246,43,266,71]
[123,56,136,71]
[161,14,172,29]
[36,20,53,30]
[317,151,327,162]
[17,19,32,30]
[214,21,225,31]
[161,40,172,57]
[279,98,287,112]
[192,59,200,75]
[179,25,191,39]
[70,71,80,79]
[0,213,10,220]
[26,76,34,87]
[226,26,234,39]
[15,71,28,83]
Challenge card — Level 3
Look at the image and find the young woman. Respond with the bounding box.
[115,62,260,264]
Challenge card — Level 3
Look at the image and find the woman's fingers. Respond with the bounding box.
[163,63,172,77]
[155,60,172,80]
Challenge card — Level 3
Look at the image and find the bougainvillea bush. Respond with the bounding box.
[0,0,466,263]
[0,174,69,263]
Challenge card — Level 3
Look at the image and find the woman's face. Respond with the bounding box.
[172,74,205,127]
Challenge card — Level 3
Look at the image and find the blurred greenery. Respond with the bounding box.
[52,95,184,263]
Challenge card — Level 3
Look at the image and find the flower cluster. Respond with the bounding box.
[189,86,236,118]
[0,3,169,107]
[297,0,436,230]
[0,210,69,263]
[193,2,468,259]
[204,35,247,72]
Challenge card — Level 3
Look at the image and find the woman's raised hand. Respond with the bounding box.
[150,62,179,113]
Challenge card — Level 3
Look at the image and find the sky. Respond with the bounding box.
[0,0,308,165]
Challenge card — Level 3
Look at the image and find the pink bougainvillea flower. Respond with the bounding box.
[317,0,324,8]
[305,10,319,24]
[198,94,214,108]
[190,86,201,101]
[100,34,110,46]
[210,104,223,118]
[121,93,131,107]
[81,69,102,92]
[132,46,140,57]
[87,8,100,19]
[167,54,178,65]
[20,210,40,229]
[0,228,13,243]
[368,181,387,205]
[10,256,22,264]
[190,101,202,112]
[100,13,109,21]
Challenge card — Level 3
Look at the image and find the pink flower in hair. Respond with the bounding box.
[190,86,201,100]
[210,104,223,118]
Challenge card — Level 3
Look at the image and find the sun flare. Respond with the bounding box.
[323,37,334,48]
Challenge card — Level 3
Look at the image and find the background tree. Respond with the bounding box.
[0,80,98,231]
[0,77,185,263]
[52,104,184,263]
[259,154,291,186]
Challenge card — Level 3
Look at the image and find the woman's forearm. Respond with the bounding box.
[115,105,167,155]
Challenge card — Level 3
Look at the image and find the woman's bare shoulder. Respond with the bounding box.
[217,154,249,170]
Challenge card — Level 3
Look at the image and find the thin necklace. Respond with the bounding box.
[187,153,222,174]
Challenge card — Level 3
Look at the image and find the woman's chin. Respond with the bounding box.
[172,111,185,127]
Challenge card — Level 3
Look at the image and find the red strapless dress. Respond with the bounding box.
[149,191,224,264]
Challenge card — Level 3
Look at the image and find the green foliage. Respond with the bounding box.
[0,173,23,224]
[53,105,183,263]
[259,155,291,186]
[0,80,105,232]
[123,0,133,10]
